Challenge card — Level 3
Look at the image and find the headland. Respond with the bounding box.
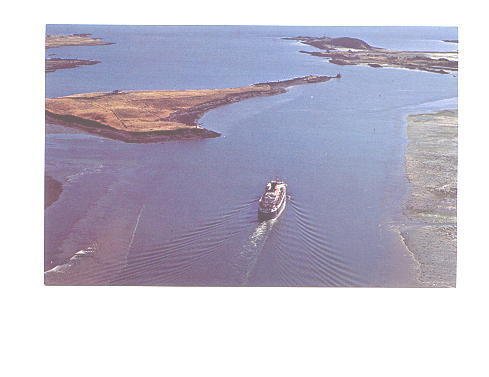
[45,75,336,142]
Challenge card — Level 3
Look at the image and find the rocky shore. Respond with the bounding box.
[401,110,457,287]
[45,75,336,142]
[285,36,458,74]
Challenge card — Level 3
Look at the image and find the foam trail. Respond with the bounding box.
[44,244,97,274]
[236,219,276,285]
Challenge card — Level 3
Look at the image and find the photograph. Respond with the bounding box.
[44,25,458,287]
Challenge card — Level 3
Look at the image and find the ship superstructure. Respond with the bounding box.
[258,180,287,220]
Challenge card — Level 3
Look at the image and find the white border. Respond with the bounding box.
[3,1,488,376]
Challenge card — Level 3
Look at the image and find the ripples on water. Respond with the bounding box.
[280,199,362,286]
[107,195,363,286]
[111,199,255,285]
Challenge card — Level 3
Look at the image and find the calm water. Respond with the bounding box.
[45,25,458,286]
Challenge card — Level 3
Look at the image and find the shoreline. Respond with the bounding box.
[46,75,336,143]
[400,109,457,287]
[45,112,221,142]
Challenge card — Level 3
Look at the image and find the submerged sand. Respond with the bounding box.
[401,110,457,287]
[45,175,62,208]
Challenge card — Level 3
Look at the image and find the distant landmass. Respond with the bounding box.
[45,33,113,73]
[285,36,458,74]
[284,36,375,50]
[45,33,114,49]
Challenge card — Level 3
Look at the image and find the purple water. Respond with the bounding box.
[45,25,457,286]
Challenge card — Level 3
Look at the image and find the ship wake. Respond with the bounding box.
[110,199,256,285]
[235,218,277,285]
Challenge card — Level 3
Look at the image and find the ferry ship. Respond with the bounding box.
[258,180,287,221]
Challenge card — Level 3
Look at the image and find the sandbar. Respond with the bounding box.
[401,110,457,287]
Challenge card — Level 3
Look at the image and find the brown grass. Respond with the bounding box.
[46,86,274,132]
[45,34,113,49]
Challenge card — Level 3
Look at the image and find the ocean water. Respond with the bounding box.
[45,25,458,286]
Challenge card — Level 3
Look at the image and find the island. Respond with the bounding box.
[401,110,457,287]
[45,33,113,73]
[46,57,101,73]
[45,33,114,49]
[284,36,458,74]
[45,75,337,142]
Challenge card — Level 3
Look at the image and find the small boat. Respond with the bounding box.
[258,180,287,221]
